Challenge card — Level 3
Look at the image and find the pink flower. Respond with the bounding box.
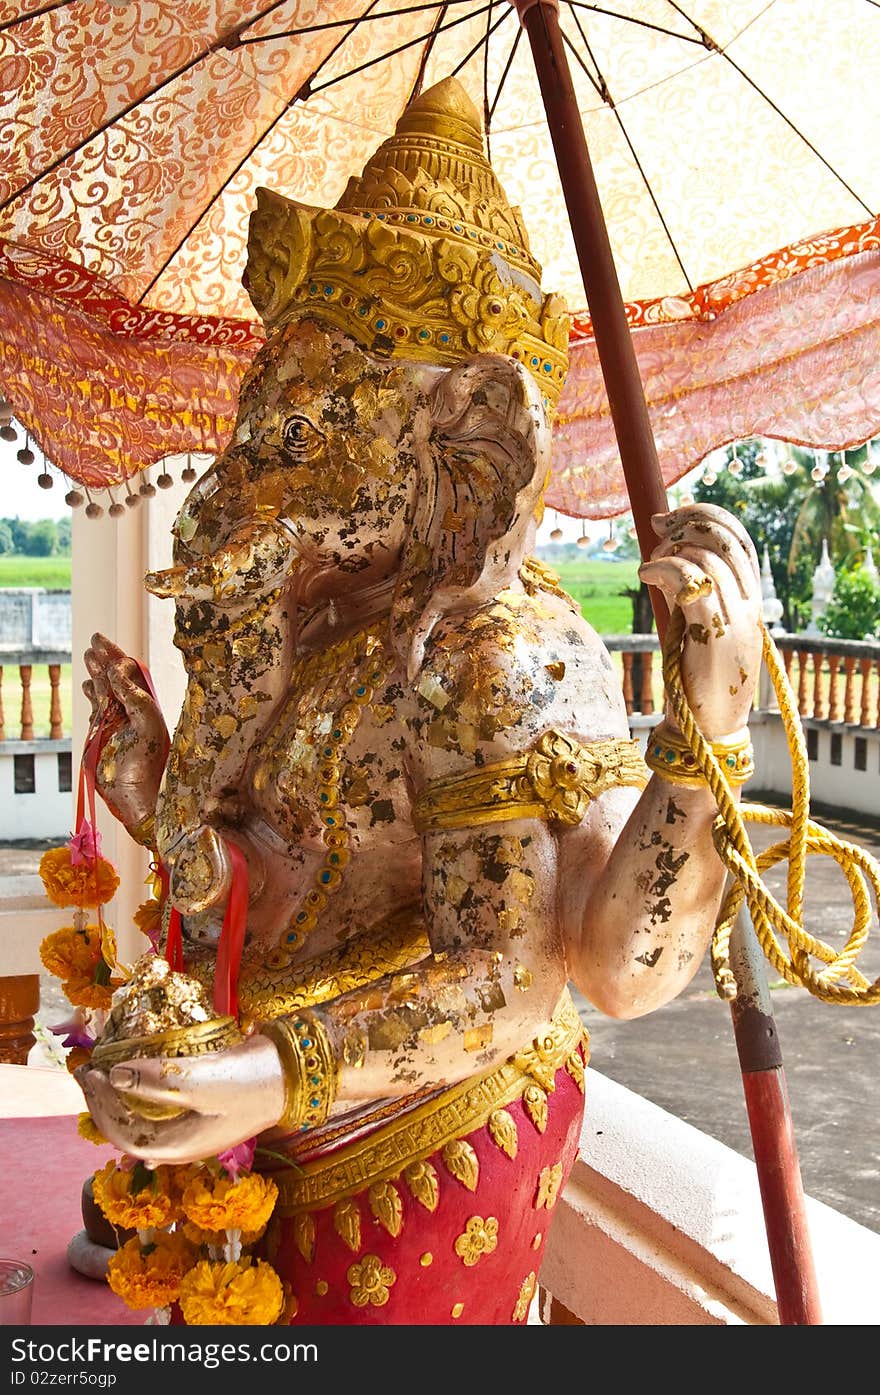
[68,820,103,866]
[217,1138,256,1181]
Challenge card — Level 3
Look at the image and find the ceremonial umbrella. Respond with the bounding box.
[3,0,879,1323]
[0,0,878,515]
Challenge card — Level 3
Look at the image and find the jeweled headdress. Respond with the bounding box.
[243,77,569,406]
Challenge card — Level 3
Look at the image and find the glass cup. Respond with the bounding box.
[0,1259,35,1324]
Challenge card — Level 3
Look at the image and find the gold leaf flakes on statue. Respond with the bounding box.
[488,1108,518,1160]
[523,1084,549,1135]
[453,1215,499,1268]
[441,1140,479,1192]
[535,1163,563,1211]
[293,1213,315,1265]
[368,1181,403,1239]
[464,1023,492,1053]
[513,1272,538,1323]
[347,1254,396,1310]
[333,1199,362,1255]
[402,1160,439,1213]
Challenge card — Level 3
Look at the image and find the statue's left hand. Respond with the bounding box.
[638,503,762,741]
[75,1035,286,1166]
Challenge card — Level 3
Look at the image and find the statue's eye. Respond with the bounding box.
[283,415,320,453]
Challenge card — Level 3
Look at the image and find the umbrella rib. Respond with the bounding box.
[136,0,391,306]
[483,0,495,154]
[489,23,522,122]
[664,0,875,215]
[0,0,73,34]
[561,16,694,292]
[308,2,494,96]
[0,2,284,214]
[451,2,511,79]
[568,2,705,46]
[565,5,607,100]
[407,1,450,101]
[237,0,470,44]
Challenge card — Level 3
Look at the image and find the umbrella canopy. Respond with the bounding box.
[1,0,878,511]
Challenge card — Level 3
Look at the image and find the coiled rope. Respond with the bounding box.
[662,608,880,1005]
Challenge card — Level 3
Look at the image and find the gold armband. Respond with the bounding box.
[128,811,156,849]
[645,722,754,787]
[260,1011,339,1133]
[413,728,648,833]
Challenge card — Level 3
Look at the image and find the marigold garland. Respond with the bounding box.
[67,1047,93,1074]
[181,1220,267,1249]
[181,1172,278,1234]
[107,1232,196,1311]
[39,923,121,1010]
[92,1160,183,1231]
[178,1258,284,1326]
[77,1112,106,1145]
[39,846,119,909]
[133,897,162,940]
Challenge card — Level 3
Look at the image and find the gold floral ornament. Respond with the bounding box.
[454,1215,499,1267]
[535,1164,564,1211]
[347,1254,396,1309]
[106,1231,196,1312]
[513,1272,538,1323]
[181,1171,278,1235]
[178,1258,284,1326]
[244,78,569,413]
[39,923,122,1010]
[39,845,119,909]
[92,1160,183,1232]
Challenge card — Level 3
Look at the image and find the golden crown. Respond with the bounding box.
[243,78,569,406]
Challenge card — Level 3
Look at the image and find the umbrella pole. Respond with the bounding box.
[514,0,823,1325]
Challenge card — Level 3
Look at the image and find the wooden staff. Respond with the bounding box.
[514,0,822,1324]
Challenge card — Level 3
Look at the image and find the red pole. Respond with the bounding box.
[514,0,823,1324]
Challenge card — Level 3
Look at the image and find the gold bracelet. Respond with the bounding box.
[645,722,754,788]
[129,811,157,849]
[259,1011,339,1133]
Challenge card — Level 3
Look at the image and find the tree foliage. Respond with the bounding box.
[0,516,70,556]
[819,569,880,641]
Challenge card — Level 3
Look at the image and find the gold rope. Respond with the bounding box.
[661,608,880,1005]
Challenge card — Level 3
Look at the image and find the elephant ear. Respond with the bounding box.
[391,352,551,679]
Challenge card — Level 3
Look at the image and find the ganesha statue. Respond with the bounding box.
[78,78,762,1325]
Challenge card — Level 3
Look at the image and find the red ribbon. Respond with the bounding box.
[213,840,249,1020]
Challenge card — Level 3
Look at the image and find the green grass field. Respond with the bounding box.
[0,555,72,588]
[550,558,641,633]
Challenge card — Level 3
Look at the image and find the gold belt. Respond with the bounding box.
[271,988,588,1215]
[413,728,648,833]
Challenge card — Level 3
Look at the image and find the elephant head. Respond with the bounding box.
[148,75,567,920]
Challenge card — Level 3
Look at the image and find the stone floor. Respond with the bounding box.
[6,796,880,1237]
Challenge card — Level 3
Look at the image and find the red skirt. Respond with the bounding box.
[258,991,588,1325]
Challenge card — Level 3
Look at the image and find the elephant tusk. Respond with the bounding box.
[144,564,189,598]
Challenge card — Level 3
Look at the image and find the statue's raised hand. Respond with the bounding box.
[82,633,169,833]
[639,504,763,741]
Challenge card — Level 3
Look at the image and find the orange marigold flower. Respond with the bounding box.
[66,1047,93,1074]
[76,1112,106,1145]
[107,1231,196,1311]
[62,975,115,1011]
[133,898,162,940]
[39,846,119,909]
[178,1258,284,1326]
[181,1172,278,1235]
[92,1160,183,1231]
[40,924,102,981]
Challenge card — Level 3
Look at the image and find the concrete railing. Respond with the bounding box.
[538,1071,880,1325]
